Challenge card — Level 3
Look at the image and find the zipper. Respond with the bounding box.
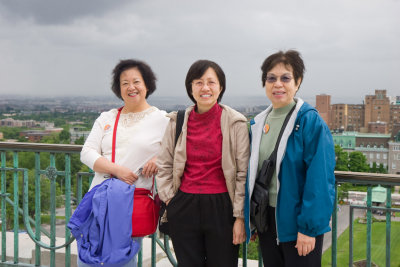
[275,146,287,245]
[275,169,280,245]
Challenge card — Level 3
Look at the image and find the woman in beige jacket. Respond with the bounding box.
[156,60,250,267]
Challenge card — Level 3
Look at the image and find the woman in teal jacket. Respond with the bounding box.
[244,50,335,267]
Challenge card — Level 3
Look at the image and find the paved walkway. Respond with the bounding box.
[323,204,364,252]
[4,205,398,266]
[0,232,258,267]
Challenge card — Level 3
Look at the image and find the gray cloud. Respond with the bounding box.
[0,0,399,105]
[0,0,132,24]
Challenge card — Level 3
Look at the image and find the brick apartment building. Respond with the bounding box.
[318,90,400,174]
[316,90,400,138]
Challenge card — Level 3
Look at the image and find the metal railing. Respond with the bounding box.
[0,142,194,267]
[332,171,400,267]
[1,142,400,267]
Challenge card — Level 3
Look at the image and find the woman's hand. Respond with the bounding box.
[142,156,158,178]
[93,157,138,185]
[233,218,246,245]
[295,232,315,256]
[115,165,138,185]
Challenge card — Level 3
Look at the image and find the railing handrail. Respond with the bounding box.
[335,170,400,185]
[0,141,82,153]
[2,142,400,181]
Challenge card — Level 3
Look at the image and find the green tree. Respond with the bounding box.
[41,132,60,144]
[0,126,24,139]
[74,136,85,145]
[378,163,388,174]
[334,145,349,171]
[348,151,370,172]
[59,129,71,144]
[370,162,378,173]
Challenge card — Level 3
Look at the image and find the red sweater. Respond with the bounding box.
[180,104,228,194]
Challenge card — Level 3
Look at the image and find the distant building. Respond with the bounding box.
[0,118,52,128]
[0,118,37,127]
[19,128,63,142]
[315,94,331,127]
[69,127,90,144]
[332,131,400,173]
[20,130,51,142]
[368,121,388,134]
[316,90,400,137]
[388,142,400,174]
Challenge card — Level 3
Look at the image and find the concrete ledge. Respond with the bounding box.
[0,232,259,267]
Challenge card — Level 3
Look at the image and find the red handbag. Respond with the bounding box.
[112,106,160,237]
[131,185,160,237]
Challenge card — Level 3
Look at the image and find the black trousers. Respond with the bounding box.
[167,190,239,267]
[258,206,324,267]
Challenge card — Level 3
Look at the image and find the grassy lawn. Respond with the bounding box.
[322,220,400,267]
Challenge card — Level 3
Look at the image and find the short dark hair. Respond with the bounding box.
[185,60,226,104]
[261,50,305,89]
[111,59,157,100]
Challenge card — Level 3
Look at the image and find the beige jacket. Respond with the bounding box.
[156,104,250,218]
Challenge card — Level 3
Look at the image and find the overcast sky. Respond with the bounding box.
[0,0,399,104]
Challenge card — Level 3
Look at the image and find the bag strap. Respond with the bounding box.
[112,107,123,163]
[111,106,155,197]
[268,104,296,163]
[174,110,185,147]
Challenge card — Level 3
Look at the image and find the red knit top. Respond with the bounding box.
[180,104,228,194]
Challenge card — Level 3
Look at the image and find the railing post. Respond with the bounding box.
[242,242,248,267]
[13,152,19,264]
[349,206,354,267]
[1,151,7,262]
[151,234,156,267]
[385,186,391,267]
[65,154,72,267]
[35,152,42,266]
[366,186,372,267]
[332,182,338,267]
[49,154,57,267]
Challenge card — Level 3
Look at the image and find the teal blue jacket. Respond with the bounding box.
[245,98,335,243]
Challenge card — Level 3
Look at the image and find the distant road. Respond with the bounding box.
[323,204,364,252]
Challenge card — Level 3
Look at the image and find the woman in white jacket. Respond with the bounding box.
[79,59,169,267]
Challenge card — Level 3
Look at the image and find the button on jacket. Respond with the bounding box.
[68,178,141,267]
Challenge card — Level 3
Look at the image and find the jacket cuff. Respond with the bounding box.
[159,190,175,203]
[234,210,244,219]
[298,226,318,238]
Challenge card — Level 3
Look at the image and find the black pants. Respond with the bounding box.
[258,206,324,267]
[167,190,239,267]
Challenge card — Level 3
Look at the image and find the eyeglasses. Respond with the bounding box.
[265,74,293,84]
[192,80,218,89]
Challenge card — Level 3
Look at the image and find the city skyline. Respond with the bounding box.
[1,87,400,110]
[0,0,399,101]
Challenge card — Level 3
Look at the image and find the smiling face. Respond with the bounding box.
[120,67,149,112]
[191,67,222,113]
[265,63,301,109]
